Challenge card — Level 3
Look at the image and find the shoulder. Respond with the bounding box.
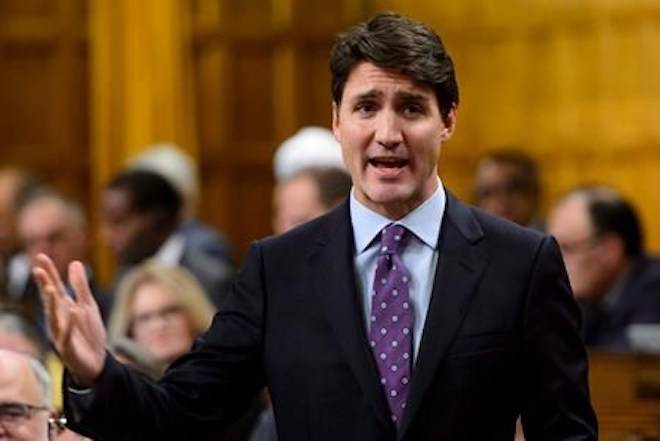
[256,201,350,256]
[625,256,660,293]
[445,192,550,259]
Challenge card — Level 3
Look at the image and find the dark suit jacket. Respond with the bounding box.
[179,219,235,265]
[581,256,660,350]
[65,193,597,441]
[108,239,234,311]
[179,244,234,308]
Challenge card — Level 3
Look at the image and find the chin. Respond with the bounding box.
[365,180,410,200]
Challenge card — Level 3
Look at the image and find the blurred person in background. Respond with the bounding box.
[0,310,64,419]
[127,143,234,264]
[0,349,54,441]
[14,191,109,333]
[548,185,660,349]
[107,261,215,375]
[272,167,352,235]
[107,261,261,441]
[101,169,232,307]
[272,127,345,183]
[0,168,42,298]
[473,150,543,229]
[271,127,351,235]
[0,348,89,441]
[0,310,48,361]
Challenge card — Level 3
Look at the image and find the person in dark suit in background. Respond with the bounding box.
[473,149,544,230]
[127,143,235,265]
[101,169,233,308]
[13,191,109,334]
[548,185,660,350]
[33,12,596,441]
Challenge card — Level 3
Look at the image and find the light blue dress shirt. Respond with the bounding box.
[350,180,446,362]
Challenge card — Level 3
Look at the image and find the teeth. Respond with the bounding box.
[370,158,407,165]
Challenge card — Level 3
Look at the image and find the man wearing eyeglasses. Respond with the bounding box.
[548,185,660,349]
[0,349,54,441]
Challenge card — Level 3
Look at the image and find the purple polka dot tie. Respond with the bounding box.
[368,224,413,426]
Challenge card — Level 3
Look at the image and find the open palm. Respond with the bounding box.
[33,254,107,385]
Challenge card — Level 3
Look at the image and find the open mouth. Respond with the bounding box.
[368,157,410,169]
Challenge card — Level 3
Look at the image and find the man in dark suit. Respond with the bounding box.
[548,185,660,350]
[33,12,597,441]
[101,169,233,307]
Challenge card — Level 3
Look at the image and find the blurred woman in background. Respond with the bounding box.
[108,261,215,378]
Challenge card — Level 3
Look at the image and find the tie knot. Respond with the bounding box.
[379,224,409,255]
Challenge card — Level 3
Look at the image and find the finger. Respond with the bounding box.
[34,267,65,342]
[68,261,95,306]
[33,267,55,328]
[34,253,68,298]
[32,262,55,294]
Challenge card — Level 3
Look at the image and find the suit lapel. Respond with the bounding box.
[398,193,488,439]
[310,202,394,429]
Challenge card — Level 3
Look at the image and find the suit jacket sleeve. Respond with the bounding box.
[64,242,267,441]
[520,236,598,440]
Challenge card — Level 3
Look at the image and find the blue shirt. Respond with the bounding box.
[350,181,446,362]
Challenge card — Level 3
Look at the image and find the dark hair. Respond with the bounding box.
[574,186,643,258]
[296,167,352,209]
[476,149,541,199]
[106,170,182,226]
[330,12,459,121]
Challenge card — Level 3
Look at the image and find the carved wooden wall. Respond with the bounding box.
[0,0,88,202]
[190,0,371,256]
[2,0,660,270]
[379,0,660,251]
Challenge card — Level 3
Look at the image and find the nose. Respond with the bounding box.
[374,108,403,150]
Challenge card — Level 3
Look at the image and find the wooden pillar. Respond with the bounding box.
[89,0,197,283]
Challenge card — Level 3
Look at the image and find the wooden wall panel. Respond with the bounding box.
[192,0,371,258]
[5,0,660,266]
[377,0,660,251]
[0,0,89,202]
[293,40,335,128]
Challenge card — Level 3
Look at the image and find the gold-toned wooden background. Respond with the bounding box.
[1,0,660,271]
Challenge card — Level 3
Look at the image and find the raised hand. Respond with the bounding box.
[33,254,107,386]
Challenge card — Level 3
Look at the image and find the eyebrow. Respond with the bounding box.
[351,90,382,102]
[349,90,431,103]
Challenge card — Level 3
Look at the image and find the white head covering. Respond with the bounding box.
[273,127,345,182]
[127,143,199,201]
[127,143,200,217]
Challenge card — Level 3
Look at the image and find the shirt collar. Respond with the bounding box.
[350,178,446,254]
[155,233,186,265]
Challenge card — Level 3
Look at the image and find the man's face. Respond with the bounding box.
[101,189,161,266]
[548,195,613,301]
[333,62,454,219]
[474,161,536,226]
[272,174,328,234]
[18,199,86,279]
[0,352,50,441]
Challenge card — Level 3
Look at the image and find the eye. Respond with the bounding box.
[401,103,425,118]
[354,101,378,116]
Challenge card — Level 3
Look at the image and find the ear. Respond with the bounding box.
[332,101,341,141]
[441,107,457,141]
